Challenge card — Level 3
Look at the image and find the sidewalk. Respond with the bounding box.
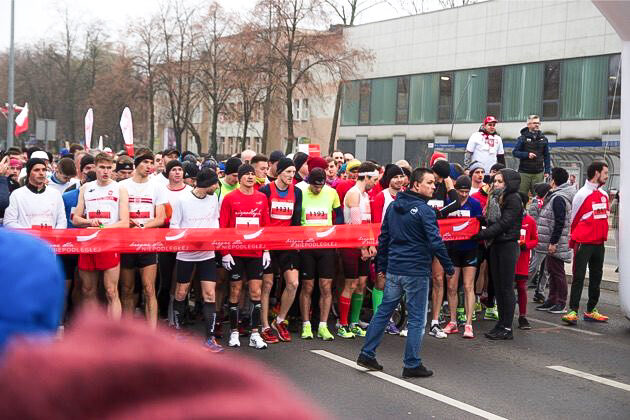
[565,263,619,292]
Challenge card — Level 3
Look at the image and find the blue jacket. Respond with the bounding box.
[0,229,65,353]
[0,176,10,221]
[378,190,454,277]
[62,188,80,228]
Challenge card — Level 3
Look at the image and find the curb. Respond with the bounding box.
[566,274,618,292]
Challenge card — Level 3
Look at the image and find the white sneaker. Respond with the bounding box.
[249,332,268,349]
[229,331,240,347]
[358,320,370,329]
[429,324,447,339]
[399,328,408,337]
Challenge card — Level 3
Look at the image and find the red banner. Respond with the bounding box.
[22,218,479,254]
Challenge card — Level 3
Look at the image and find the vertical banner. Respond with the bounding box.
[14,103,29,136]
[84,108,93,151]
[98,135,104,151]
[120,107,134,157]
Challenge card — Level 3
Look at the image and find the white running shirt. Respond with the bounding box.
[170,190,220,261]
[120,178,167,225]
[83,180,121,226]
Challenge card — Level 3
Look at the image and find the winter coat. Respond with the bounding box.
[378,190,454,277]
[474,168,523,244]
[535,182,576,262]
[513,127,550,174]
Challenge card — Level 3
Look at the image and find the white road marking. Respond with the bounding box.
[547,366,630,392]
[527,317,603,336]
[311,350,507,420]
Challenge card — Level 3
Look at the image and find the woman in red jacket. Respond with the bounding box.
[515,192,538,330]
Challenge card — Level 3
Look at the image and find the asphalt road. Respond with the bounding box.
[185,289,630,420]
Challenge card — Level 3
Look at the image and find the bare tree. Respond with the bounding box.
[438,0,478,8]
[129,16,161,150]
[156,1,201,151]
[324,0,391,26]
[196,2,236,156]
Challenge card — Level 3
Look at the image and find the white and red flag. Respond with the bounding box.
[120,107,134,156]
[84,108,94,150]
[14,103,29,136]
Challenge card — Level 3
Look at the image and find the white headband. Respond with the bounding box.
[358,171,379,177]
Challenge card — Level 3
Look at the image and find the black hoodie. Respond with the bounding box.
[474,168,523,243]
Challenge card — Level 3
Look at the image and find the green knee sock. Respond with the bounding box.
[372,289,384,314]
[350,293,364,325]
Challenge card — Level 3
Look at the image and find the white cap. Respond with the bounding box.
[31,151,49,160]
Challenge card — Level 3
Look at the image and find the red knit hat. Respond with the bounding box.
[307,156,327,173]
[0,309,326,420]
[429,152,447,167]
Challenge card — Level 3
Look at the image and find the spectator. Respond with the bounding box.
[464,116,505,172]
[513,115,551,195]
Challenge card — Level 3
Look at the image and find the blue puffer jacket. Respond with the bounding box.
[378,190,454,277]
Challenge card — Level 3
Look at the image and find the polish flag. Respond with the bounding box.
[85,108,94,150]
[120,107,134,157]
[14,103,29,136]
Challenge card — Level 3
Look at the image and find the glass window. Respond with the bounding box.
[487,67,502,119]
[438,72,453,123]
[543,61,561,119]
[370,78,397,125]
[608,54,621,119]
[409,74,439,124]
[302,98,309,121]
[341,81,360,126]
[561,56,607,120]
[502,63,543,122]
[396,77,409,124]
[366,140,393,165]
[453,68,488,123]
[359,80,371,125]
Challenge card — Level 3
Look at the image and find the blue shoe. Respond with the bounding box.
[385,321,400,335]
[203,337,224,353]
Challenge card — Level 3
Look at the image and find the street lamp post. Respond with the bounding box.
[449,74,477,141]
[7,0,15,148]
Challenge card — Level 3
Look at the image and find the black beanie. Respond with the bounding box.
[454,175,472,190]
[196,168,219,188]
[80,154,95,172]
[134,153,154,168]
[237,163,255,180]
[225,157,242,175]
[293,152,309,172]
[26,158,47,179]
[432,160,451,179]
[183,161,199,179]
[383,164,405,188]
[165,160,183,177]
[276,157,295,176]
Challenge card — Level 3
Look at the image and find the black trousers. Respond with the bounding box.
[157,253,177,317]
[489,241,519,329]
[569,244,605,312]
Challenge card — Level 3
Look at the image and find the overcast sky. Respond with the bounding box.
[0,0,443,51]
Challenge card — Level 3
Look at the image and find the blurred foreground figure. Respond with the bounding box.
[0,309,325,420]
[0,229,64,353]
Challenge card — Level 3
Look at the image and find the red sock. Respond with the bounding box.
[516,280,527,316]
[339,296,351,326]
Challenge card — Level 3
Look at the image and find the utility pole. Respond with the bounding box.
[7,0,16,148]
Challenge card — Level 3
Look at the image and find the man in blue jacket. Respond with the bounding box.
[357,168,454,379]
[512,115,551,196]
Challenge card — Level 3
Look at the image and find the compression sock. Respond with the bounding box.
[372,289,384,314]
[229,302,239,331]
[203,302,216,339]
[173,299,187,329]
[339,295,351,326]
[250,300,262,330]
[350,293,364,325]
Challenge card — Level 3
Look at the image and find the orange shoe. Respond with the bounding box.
[584,309,609,322]
[443,321,459,334]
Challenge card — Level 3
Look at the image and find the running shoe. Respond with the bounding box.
[249,332,268,349]
[203,337,224,353]
[228,331,241,347]
[271,319,291,342]
[318,325,335,341]
[474,301,483,313]
[350,324,366,337]
[337,326,355,339]
[584,308,609,322]
[428,324,447,339]
[548,304,567,314]
[484,305,499,321]
[463,324,474,339]
[485,327,513,340]
[456,307,466,324]
[518,316,531,330]
[385,321,400,335]
[443,321,459,334]
[357,354,383,371]
[472,311,477,321]
[358,320,370,329]
[399,328,408,337]
[260,327,280,344]
[536,301,554,311]
[561,310,578,325]
[533,293,546,304]
[301,323,314,339]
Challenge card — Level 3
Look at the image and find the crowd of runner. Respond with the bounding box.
[0,114,612,353]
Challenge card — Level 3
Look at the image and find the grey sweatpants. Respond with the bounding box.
[528,250,549,295]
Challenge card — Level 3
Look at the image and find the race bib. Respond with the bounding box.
[88,210,110,219]
[235,216,260,227]
[271,201,294,220]
[449,210,471,218]
[427,200,444,209]
[31,215,53,229]
[592,202,607,220]
[305,208,329,225]
[520,228,526,242]
[131,210,151,219]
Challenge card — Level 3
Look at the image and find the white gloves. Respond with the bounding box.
[222,254,235,271]
[262,251,271,269]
